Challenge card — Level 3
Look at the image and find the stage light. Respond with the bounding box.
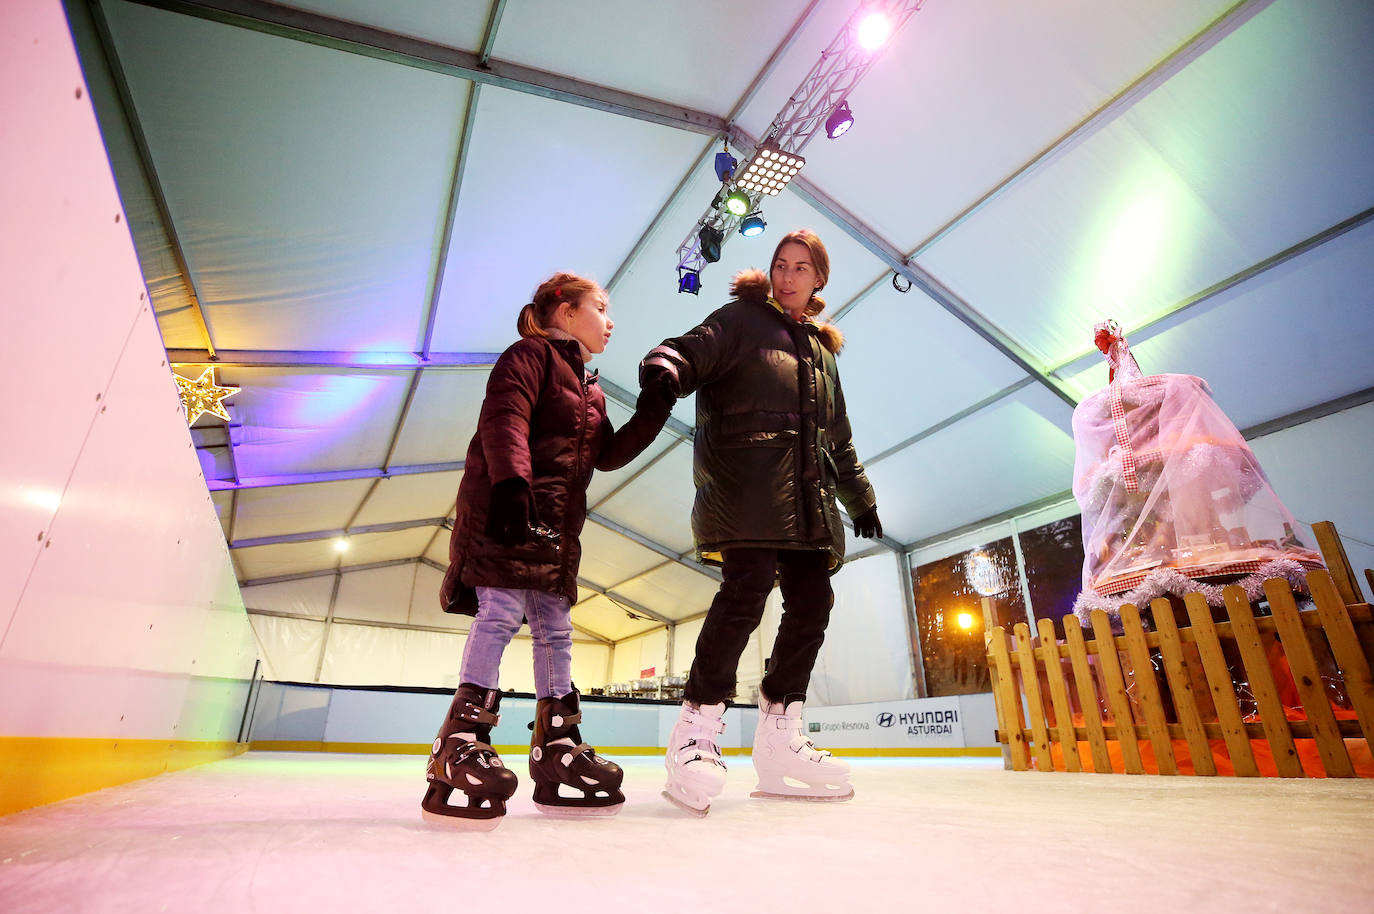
[739,211,766,237]
[722,189,751,216]
[714,149,738,183]
[956,611,975,631]
[857,11,893,50]
[734,143,805,196]
[825,100,854,139]
[892,272,913,293]
[698,224,724,263]
[678,268,701,295]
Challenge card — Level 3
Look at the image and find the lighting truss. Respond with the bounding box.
[674,1,925,283]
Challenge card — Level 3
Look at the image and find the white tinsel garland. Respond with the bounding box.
[1071,558,1313,626]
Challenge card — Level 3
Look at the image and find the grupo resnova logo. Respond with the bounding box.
[876,712,895,728]
[808,722,821,733]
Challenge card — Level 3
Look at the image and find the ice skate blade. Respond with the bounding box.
[660,789,710,817]
[749,788,854,802]
[420,808,505,831]
[534,801,623,818]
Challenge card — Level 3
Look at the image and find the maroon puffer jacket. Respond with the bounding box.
[440,336,661,614]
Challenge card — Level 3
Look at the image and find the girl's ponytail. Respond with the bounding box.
[516,302,547,339]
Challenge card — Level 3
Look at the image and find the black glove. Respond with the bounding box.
[637,367,678,425]
[853,506,883,539]
[485,477,535,546]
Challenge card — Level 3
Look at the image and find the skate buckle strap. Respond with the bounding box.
[460,704,501,727]
[552,712,582,727]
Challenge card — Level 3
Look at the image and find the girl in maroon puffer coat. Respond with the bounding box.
[424,272,672,829]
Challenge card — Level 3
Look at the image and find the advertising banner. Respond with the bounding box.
[801,696,980,750]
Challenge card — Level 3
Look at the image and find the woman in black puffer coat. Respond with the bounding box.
[640,229,883,813]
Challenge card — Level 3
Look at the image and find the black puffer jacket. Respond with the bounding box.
[440,336,661,614]
[641,271,876,570]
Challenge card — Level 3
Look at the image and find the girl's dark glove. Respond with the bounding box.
[637,368,678,425]
[853,506,883,539]
[486,477,535,546]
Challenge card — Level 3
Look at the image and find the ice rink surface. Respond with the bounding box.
[3,752,1373,913]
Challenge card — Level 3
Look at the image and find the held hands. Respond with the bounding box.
[853,506,883,540]
[636,367,679,425]
[485,477,536,546]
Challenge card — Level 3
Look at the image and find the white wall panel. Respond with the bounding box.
[609,629,669,684]
[398,629,464,689]
[1248,402,1374,581]
[247,615,324,683]
[0,0,256,743]
[810,553,915,707]
[320,623,406,686]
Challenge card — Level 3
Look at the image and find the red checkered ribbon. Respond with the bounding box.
[1109,379,1138,492]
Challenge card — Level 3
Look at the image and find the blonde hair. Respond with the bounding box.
[516,272,603,338]
[770,229,830,318]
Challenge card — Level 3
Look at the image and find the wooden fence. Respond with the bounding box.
[987,568,1374,776]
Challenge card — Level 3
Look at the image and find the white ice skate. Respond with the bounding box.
[750,695,853,801]
[662,701,728,816]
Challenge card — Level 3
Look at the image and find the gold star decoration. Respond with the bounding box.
[173,366,240,424]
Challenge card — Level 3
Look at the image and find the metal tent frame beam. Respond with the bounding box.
[125,0,727,136]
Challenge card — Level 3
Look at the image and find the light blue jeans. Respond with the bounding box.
[460,586,573,699]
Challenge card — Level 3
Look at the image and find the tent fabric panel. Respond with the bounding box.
[838,281,1032,460]
[387,371,490,468]
[1247,401,1374,577]
[865,385,1077,545]
[277,0,490,50]
[427,85,707,354]
[422,531,451,566]
[809,552,915,706]
[398,628,466,690]
[919,0,1374,369]
[575,522,669,591]
[231,478,373,541]
[350,471,461,528]
[407,564,460,631]
[493,0,800,115]
[332,563,423,625]
[571,594,660,644]
[1060,217,1374,429]
[319,622,406,686]
[240,575,336,618]
[233,526,436,580]
[247,614,325,682]
[610,562,720,625]
[220,368,415,478]
[104,0,468,352]
[607,627,669,685]
[788,0,1237,251]
[591,445,696,555]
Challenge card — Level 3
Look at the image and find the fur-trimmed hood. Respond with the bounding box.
[731,269,844,354]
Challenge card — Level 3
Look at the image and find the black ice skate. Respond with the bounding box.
[421,683,519,830]
[527,689,625,816]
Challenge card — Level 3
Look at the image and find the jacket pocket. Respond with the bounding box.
[716,428,798,448]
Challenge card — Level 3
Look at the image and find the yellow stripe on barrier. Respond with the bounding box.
[0,737,245,816]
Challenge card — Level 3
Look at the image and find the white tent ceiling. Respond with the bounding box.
[66,0,1374,646]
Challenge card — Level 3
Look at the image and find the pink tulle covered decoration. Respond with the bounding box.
[1070,321,1324,619]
